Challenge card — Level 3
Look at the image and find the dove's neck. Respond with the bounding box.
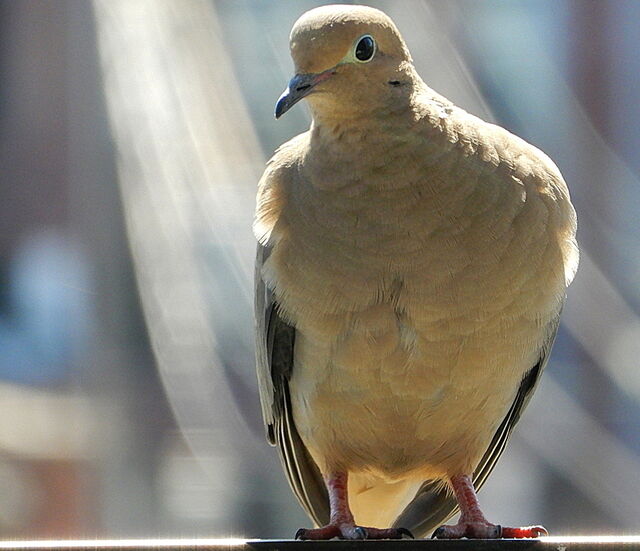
[305,83,457,193]
[309,96,409,131]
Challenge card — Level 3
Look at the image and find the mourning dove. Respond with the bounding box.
[254,4,578,540]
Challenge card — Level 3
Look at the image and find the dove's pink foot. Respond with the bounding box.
[433,521,547,539]
[296,525,412,540]
[295,472,414,540]
[432,474,548,540]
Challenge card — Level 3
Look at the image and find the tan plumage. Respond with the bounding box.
[254,4,578,539]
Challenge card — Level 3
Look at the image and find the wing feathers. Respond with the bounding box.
[255,243,329,524]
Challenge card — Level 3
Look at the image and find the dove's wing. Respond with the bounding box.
[393,312,562,537]
[255,243,330,527]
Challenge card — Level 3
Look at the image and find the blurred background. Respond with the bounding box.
[0,0,639,540]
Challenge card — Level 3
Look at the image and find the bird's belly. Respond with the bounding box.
[289,309,542,480]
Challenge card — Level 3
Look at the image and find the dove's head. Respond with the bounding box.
[275,5,416,121]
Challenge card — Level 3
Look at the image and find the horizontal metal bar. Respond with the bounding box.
[1,538,640,551]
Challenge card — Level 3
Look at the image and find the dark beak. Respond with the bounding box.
[274,69,335,119]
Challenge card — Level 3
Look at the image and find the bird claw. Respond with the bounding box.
[431,526,446,539]
[432,522,501,539]
[354,527,367,539]
[397,527,415,539]
[433,521,547,539]
[295,524,413,540]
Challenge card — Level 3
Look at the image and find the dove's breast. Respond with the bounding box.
[259,126,576,480]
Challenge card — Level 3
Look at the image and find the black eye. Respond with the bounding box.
[355,35,376,62]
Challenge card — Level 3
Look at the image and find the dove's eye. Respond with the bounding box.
[354,35,376,62]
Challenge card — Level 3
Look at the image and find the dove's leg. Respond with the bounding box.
[432,474,548,539]
[295,472,413,540]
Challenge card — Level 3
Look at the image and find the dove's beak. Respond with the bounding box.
[275,69,335,119]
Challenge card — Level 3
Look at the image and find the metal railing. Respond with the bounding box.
[1,538,640,551]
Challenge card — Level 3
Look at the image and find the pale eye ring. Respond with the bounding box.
[354,34,376,62]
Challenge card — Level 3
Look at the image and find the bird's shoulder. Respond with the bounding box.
[413,91,567,193]
[409,91,578,284]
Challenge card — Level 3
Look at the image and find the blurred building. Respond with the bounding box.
[0,0,172,537]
